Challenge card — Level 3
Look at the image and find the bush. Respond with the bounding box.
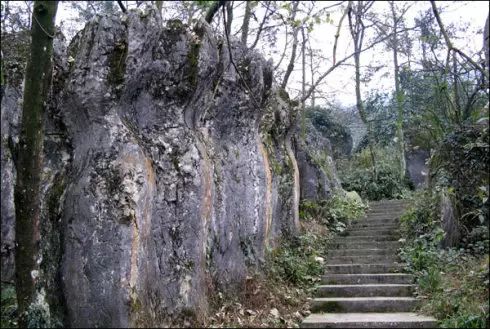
[338,146,411,201]
[399,191,489,328]
[267,230,329,287]
[299,193,367,232]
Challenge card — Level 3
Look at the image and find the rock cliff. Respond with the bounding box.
[1,7,342,327]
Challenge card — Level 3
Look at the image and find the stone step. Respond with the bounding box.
[369,201,408,206]
[328,255,399,264]
[322,273,414,285]
[310,297,419,313]
[332,241,401,249]
[350,222,399,228]
[368,209,406,213]
[357,217,400,222]
[336,236,399,243]
[361,216,400,221]
[315,284,415,298]
[301,312,438,328]
[363,211,403,219]
[325,263,404,274]
[344,230,399,237]
[328,248,396,257]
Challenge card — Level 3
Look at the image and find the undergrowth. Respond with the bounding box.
[202,193,367,328]
[399,190,489,328]
[338,146,412,201]
[1,282,17,329]
[299,192,367,233]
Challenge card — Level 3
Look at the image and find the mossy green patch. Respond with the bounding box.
[186,41,201,88]
[1,283,17,328]
[108,39,128,87]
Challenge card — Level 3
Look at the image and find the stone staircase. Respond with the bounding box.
[301,199,438,328]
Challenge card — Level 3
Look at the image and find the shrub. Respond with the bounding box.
[267,230,329,287]
[399,191,489,328]
[338,146,411,201]
[299,193,367,232]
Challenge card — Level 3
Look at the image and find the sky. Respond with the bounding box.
[280,1,489,107]
[52,1,490,108]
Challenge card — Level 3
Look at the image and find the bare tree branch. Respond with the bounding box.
[205,0,226,23]
[430,0,489,81]
[117,0,126,13]
[280,1,300,89]
[333,5,348,65]
[250,1,273,50]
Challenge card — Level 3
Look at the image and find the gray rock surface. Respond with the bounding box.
[1,31,29,282]
[0,6,341,327]
[295,120,342,201]
[260,89,300,241]
[406,148,429,189]
[1,84,21,282]
[56,9,276,327]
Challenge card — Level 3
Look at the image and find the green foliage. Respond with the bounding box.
[270,192,366,287]
[306,107,352,158]
[338,146,411,201]
[430,127,489,237]
[267,232,326,286]
[299,193,367,231]
[399,191,489,328]
[1,283,17,328]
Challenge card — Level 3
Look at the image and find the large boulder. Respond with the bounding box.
[1,30,30,282]
[260,89,300,241]
[56,9,275,327]
[295,119,342,201]
[1,6,329,327]
[405,147,429,189]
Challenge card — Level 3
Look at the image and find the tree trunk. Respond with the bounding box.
[390,1,406,181]
[354,51,377,180]
[281,0,299,89]
[14,1,58,327]
[300,27,306,140]
[241,0,251,46]
[225,1,233,35]
[349,0,377,180]
[452,53,461,125]
[484,14,489,75]
[205,0,226,24]
[155,0,163,18]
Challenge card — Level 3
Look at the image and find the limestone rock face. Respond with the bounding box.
[406,148,429,189]
[1,31,29,282]
[1,84,21,282]
[295,120,342,201]
[56,9,276,327]
[260,90,300,240]
[1,7,336,327]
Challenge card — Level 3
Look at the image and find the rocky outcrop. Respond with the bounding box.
[405,148,429,189]
[55,9,279,327]
[295,120,342,201]
[260,90,300,241]
[1,83,21,283]
[1,31,29,282]
[306,107,353,158]
[1,6,340,327]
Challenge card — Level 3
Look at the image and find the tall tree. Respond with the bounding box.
[348,0,377,179]
[14,1,58,326]
[205,0,226,23]
[389,1,406,180]
[240,0,251,46]
[280,0,300,89]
